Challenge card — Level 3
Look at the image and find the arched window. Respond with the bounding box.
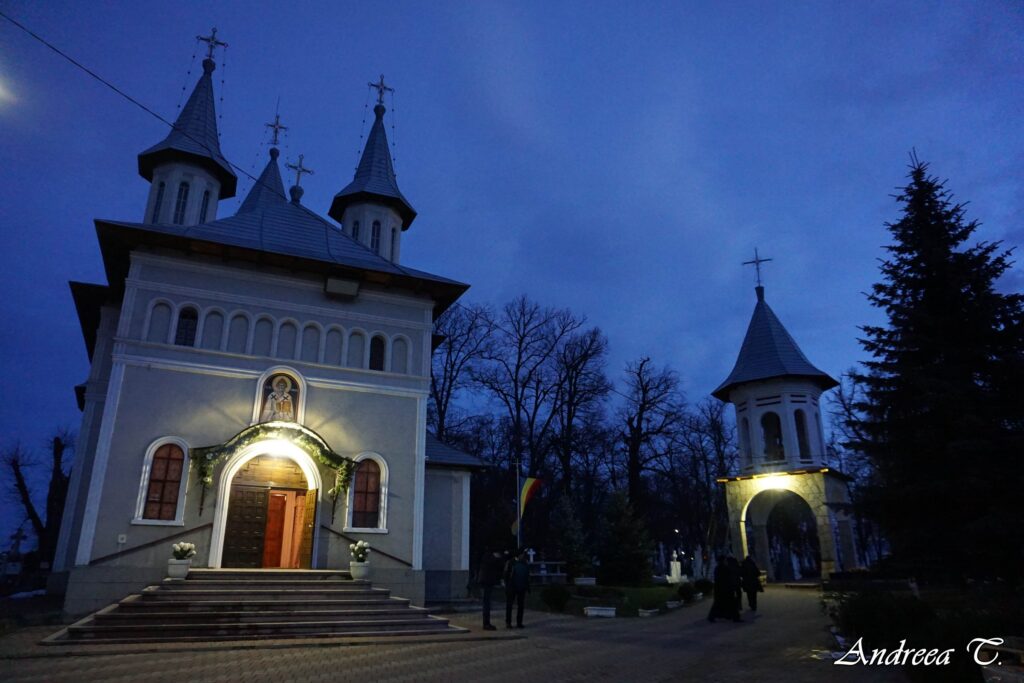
[139,442,187,521]
[324,327,344,365]
[760,412,785,461]
[174,307,198,346]
[369,335,386,370]
[146,301,172,343]
[276,321,298,359]
[200,310,224,350]
[391,337,409,374]
[173,181,190,225]
[347,331,366,367]
[300,324,320,363]
[151,181,166,223]
[226,313,249,354]
[252,317,274,356]
[390,228,397,260]
[199,190,211,223]
[352,220,360,241]
[794,409,811,460]
[371,221,381,253]
[348,458,386,530]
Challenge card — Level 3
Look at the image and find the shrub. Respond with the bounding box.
[677,583,696,603]
[540,585,572,612]
[694,578,713,595]
[576,585,624,600]
[595,491,653,586]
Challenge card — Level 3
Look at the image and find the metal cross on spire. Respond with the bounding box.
[286,154,314,188]
[265,112,287,147]
[197,27,228,60]
[368,74,394,105]
[742,248,773,286]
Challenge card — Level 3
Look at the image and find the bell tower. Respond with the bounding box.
[137,29,237,226]
[329,75,416,263]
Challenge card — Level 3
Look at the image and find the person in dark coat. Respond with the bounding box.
[477,548,505,630]
[707,555,742,623]
[727,556,743,614]
[504,548,531,628]
[741,555,764,611]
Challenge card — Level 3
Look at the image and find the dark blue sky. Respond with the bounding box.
[1,3,1021,543]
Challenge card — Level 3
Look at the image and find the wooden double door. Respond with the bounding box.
[222,485,317,568]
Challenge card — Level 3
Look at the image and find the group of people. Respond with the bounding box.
[476,548,531,630]
[707,554,764,623]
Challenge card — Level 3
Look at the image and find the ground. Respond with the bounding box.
[1,587,908,682]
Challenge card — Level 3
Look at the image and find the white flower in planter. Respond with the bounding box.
[171,542,197,560]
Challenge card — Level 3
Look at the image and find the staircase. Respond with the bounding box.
[47,569,466,644]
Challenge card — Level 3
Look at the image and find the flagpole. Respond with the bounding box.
[515,457,522,550]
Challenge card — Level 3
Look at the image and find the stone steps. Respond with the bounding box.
[45,569,466,644]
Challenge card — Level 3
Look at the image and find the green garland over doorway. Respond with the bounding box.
[190,421,357,515]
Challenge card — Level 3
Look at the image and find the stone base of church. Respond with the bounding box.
[369,567,427,606]
[425,570,470,603]
[62,565,166,618]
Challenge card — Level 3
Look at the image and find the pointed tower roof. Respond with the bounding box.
[329,102,416,228]
[237,148,286,214]
[712,286,837,400]
[138,58,237,198]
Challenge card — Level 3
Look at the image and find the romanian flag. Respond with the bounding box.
[511,478,542,535]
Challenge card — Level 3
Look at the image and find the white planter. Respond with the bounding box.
[638,608,659,617]
[349,560,370,580]
[584,606,616,618]
[573,577,596,586]
[665,600,682,610]
[167,558,191,580]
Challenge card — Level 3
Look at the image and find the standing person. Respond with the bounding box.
[727,556,743,614]
[505,548,531,629]
[741,555,764,612]
[477,548,504,630]
[707,555,742,623]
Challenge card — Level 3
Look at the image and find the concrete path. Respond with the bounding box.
[1,586,907,682]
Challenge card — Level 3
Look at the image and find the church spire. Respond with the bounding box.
[138,31,237,206]
[328,75,416,231]
[237,148,285,214]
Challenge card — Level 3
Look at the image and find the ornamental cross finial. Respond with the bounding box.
[265,112,287,147]
[197,27,228,60]
[286,154,314,188]
[368,74,394,105]
[742,248,773,286]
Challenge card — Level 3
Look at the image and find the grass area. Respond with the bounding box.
[525,584,692,618]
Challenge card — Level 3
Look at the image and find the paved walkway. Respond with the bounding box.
[1,587,906,682]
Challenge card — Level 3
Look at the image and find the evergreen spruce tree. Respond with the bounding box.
[596,490,653,585]
[851,156,1024,582]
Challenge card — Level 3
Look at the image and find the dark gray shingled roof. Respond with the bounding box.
[237,149,286,214]
[137,58,237,198]
[328,103,417,229]
[425,433,487,469]
[712,286,837,400]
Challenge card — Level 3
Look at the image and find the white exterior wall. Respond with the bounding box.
[144,162,221,225]
[340,204,404,263]
[67,249,437,575]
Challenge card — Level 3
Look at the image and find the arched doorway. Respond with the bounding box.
[207,439,323,569]
[741,488,821,582]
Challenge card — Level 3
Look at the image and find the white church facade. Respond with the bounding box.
[52,49,481,615]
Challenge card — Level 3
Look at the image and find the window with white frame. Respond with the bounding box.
[135,438,189,524]
[346,454,388,531]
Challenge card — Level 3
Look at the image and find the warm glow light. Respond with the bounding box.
[753,474,791,491]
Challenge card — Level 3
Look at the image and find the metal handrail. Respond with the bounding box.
[319,524,413,568]
[89,522,213,566]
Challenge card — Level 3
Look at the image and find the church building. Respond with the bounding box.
[52,39,481,615]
